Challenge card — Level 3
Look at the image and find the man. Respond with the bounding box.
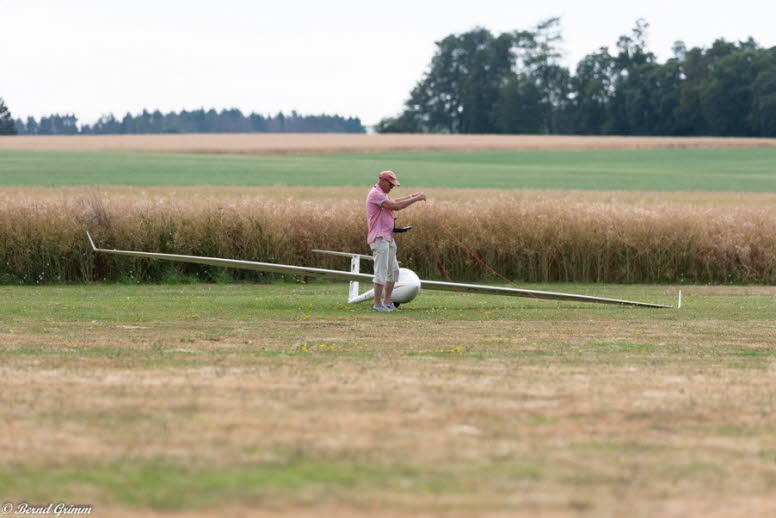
[366,170,426,312]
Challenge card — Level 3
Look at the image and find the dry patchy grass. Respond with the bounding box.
[1,284,775,517]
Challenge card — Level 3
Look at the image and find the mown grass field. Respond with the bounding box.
[1,283,775,517]
[2,147,776,191]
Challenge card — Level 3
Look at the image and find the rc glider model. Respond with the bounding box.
[86,232,671,308]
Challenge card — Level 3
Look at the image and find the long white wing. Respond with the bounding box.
[86,232,373,283]
[87,233,671,308]
[420,280,671,308]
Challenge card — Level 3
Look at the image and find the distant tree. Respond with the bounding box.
[248,113,267,132]
[149,109,164,133]
[700,44,761,136]
[25,116,39,135]
[379,27,517,133]
[607,20,659,134]
[0,98,17,135]
[204,109,218,132]
[378,19,570,134]
[570,48,615,134]
[84,114,122,134]
[269,112,286,132]
[216,108,250,132]
[517,18,571,133]
[374,112,422,133]
[188,109,209,133]
[36,114,78,134]
[491,75,546,133]
[649,58,683,135]
[751,55,776,136]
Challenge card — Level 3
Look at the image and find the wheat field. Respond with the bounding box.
[2,186,775,285]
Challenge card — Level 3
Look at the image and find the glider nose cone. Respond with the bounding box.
[392,268,421,304]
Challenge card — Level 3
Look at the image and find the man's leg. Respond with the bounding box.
[373,282,384,307]
[383,240,399,306]
[371,238,389,308]
[384,281,395,305]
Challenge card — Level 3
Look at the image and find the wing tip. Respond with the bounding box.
[86,231,97,251]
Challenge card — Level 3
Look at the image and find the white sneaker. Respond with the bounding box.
[383,302,397,311]
[372,305,391,312]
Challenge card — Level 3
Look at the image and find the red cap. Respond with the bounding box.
[378,170,400,186]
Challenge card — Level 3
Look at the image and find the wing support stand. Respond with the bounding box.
[349,254,360,302]
[313,249,374,304]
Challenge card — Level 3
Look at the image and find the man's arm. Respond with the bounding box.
[382,193,426,211]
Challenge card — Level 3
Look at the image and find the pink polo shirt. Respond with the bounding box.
[366,184,395,244]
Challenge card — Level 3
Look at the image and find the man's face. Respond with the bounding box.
[379,179,395,193]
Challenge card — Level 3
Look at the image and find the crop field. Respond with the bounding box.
[2,147,776,191]
[1,135,775,516]
[2,133,776,155]
[2,186,776,285]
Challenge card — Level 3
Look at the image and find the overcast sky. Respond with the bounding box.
[2,0,774,127]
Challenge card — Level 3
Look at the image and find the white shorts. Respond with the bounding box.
[369,237,399,285]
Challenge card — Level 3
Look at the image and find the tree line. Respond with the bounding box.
[1,106,365,135]
[377,19,776,137]
[3,19,776,138]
